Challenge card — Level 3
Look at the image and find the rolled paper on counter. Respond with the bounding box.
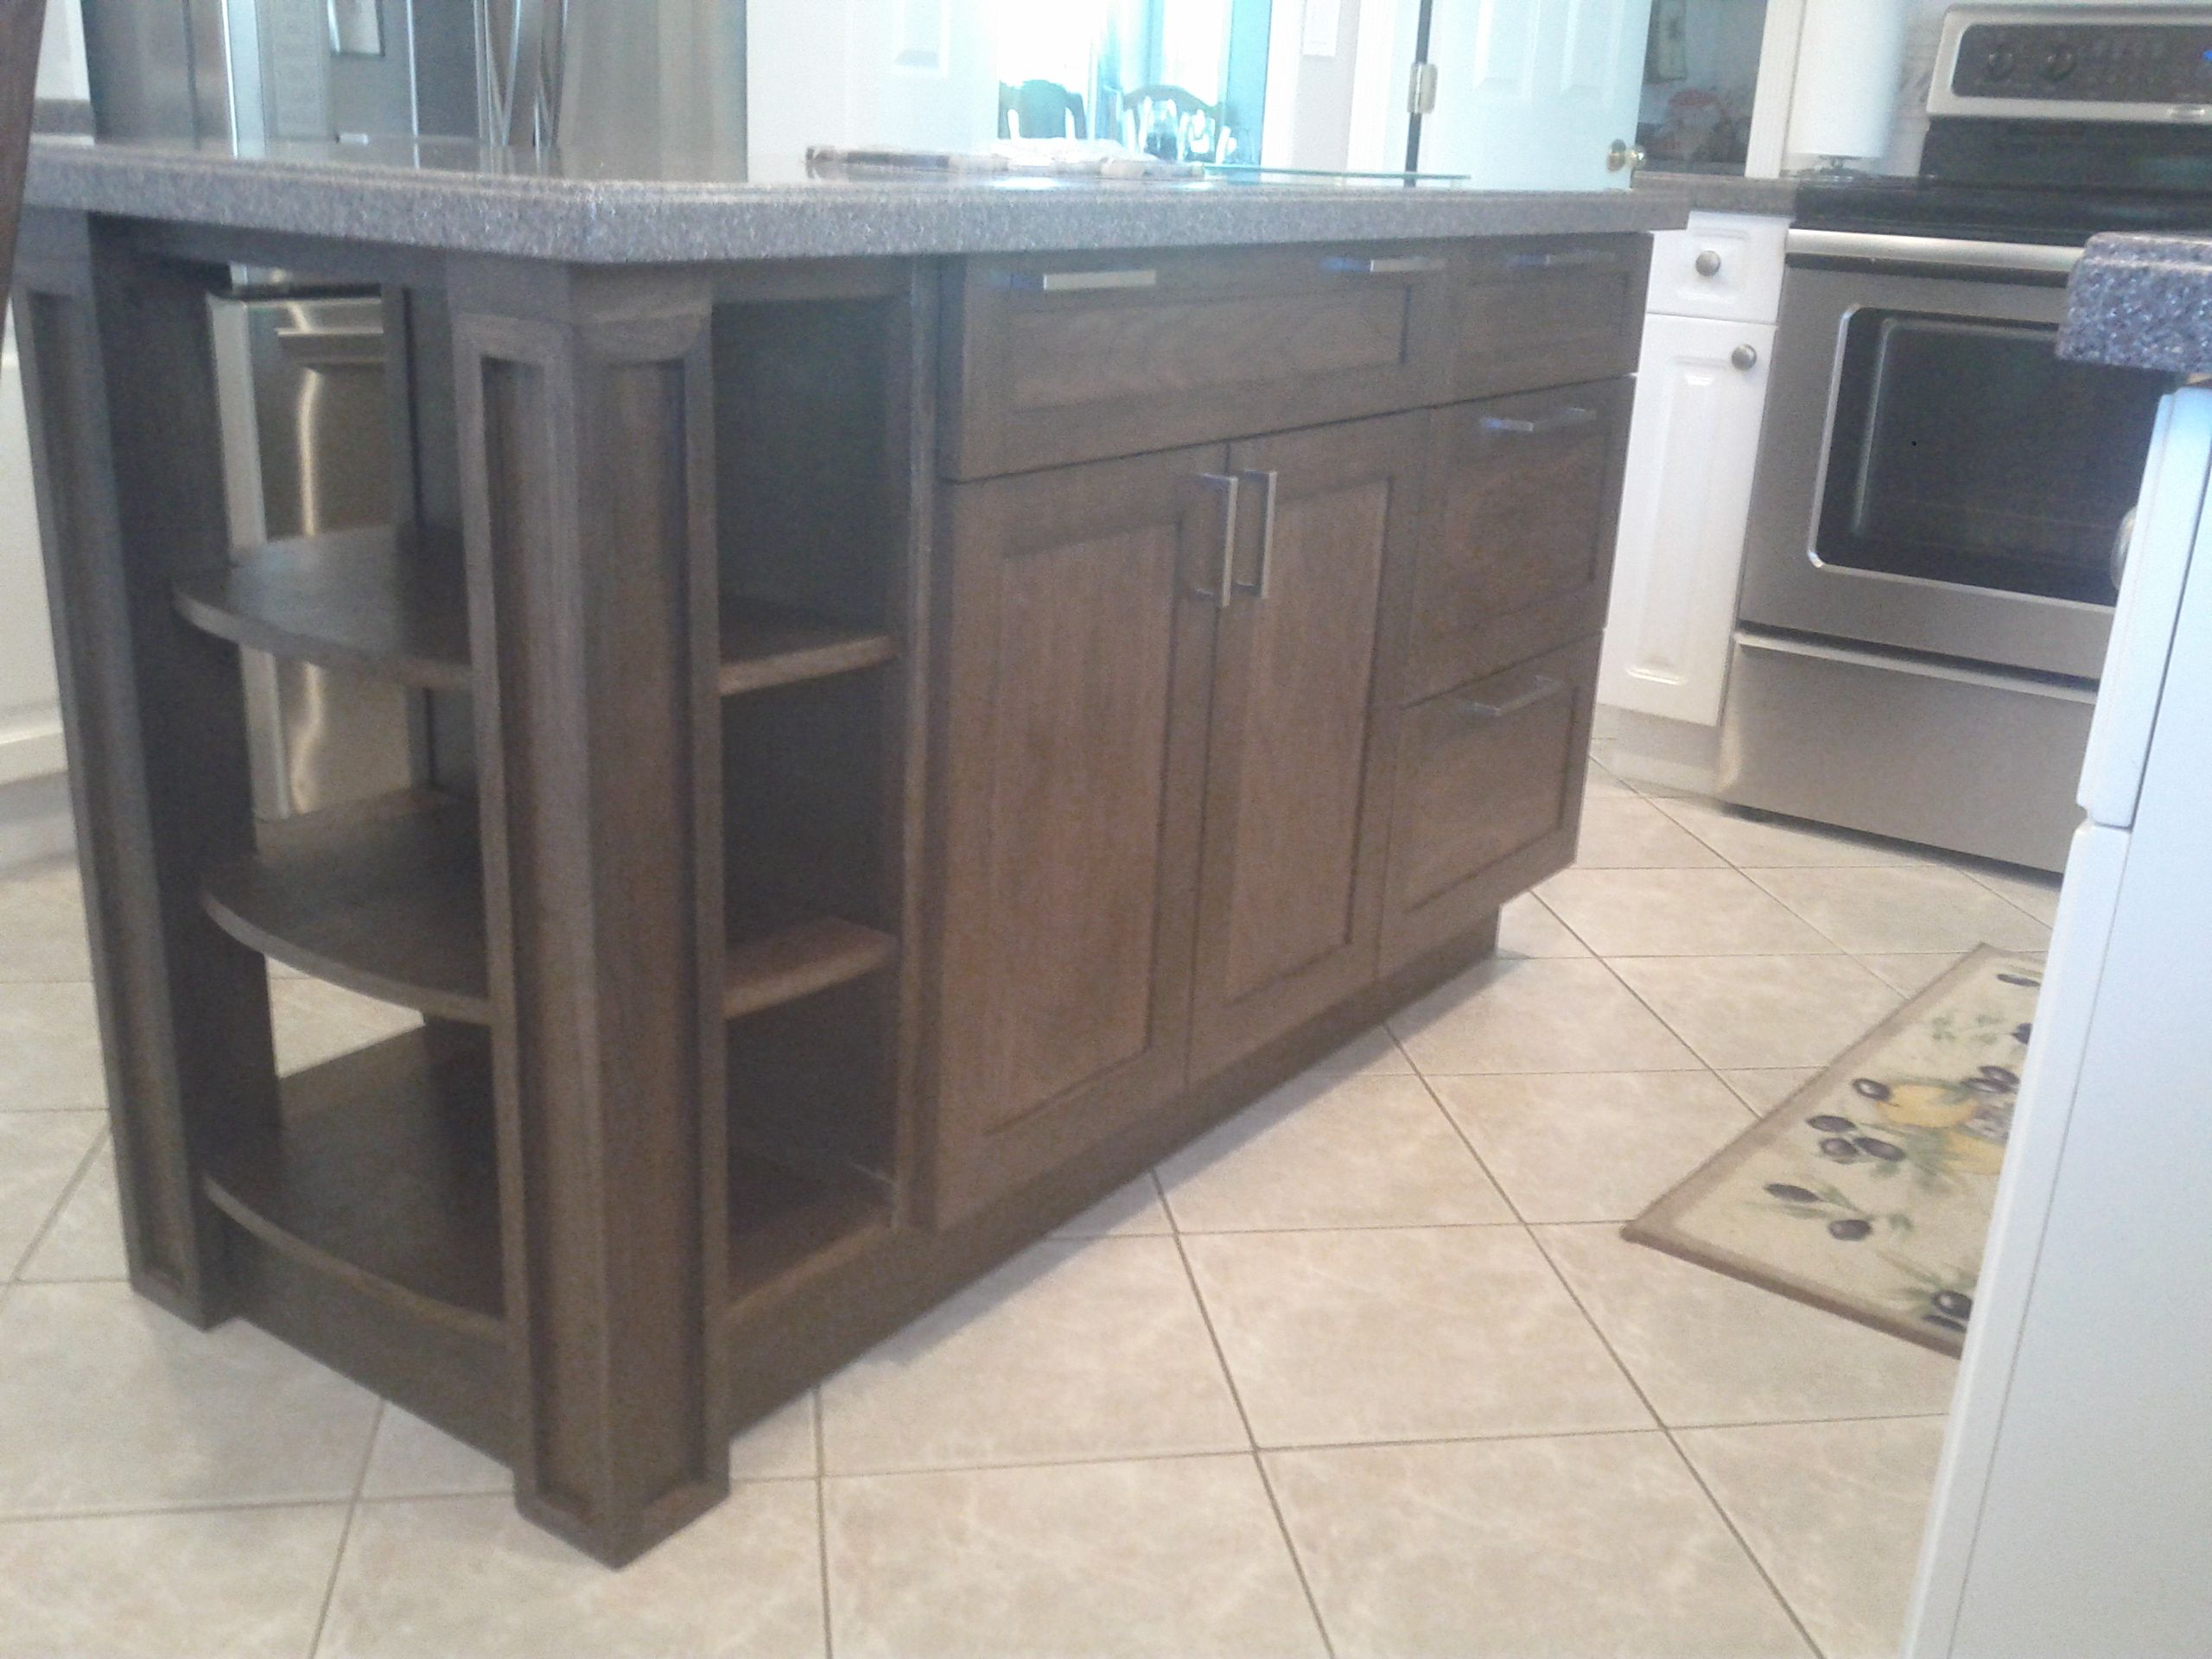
[1789,0,1912,163]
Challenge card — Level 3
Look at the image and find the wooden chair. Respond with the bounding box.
[1120,83,1224,162]
[1,0,42,314]
[996,79,1087,143]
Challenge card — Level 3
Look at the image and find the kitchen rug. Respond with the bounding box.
[1625,947,2044,1357]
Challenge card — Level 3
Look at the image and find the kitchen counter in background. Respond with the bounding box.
[1633,168,1801,217]
[24,135,1686,262]
[2062,233,2212,377]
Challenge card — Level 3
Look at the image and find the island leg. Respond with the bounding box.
[10,212,278,1327]
[450,261,730,1565]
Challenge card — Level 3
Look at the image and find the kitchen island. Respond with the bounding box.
[13,136,1680,1564]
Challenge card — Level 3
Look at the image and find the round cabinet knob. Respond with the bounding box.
[1694,249,1724,276]
[1731,343,1760,371]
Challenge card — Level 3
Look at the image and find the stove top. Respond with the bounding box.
[1804,8,2212,245]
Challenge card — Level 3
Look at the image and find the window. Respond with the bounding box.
[990,0,1270,160]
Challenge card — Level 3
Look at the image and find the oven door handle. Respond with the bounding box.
[1785,228,2083,278]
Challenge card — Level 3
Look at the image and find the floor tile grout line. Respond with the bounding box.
[1164,1224,1338,1659]
[303,1400,385,1659]
[1661,1426,1831,1659]
[814,1386,835,1659]
[1513,1222,1824,1656]
[3,1122,107,1283]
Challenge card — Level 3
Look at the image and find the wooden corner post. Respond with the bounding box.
[450,257,730,1565]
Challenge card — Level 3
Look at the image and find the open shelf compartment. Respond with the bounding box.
[202,1027,504,1337]
[175,528,894,699]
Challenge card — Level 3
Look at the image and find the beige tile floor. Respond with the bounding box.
[0,766,2060,1659]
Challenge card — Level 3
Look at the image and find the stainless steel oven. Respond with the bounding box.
[1719,4,2211,872]
[1738,231,2158,683]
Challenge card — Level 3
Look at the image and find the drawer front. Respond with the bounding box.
[1382,638,1600,973]
[1452,235,1649,402]
[942,244,1454,478]
[1648,213,1788,324]
[1405,378,1633,703]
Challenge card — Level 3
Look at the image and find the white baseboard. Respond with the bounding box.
[0,771,76,874]
[1594,704,1722,798]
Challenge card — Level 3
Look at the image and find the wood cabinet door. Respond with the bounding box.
[930,444,1229,1224]
[1402,378,1632,704]
[1381,637,1601,974]
[1186,412,1426,1077]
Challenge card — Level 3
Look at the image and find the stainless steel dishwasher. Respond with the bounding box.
[209,290,416,819]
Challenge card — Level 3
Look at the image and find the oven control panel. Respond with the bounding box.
[1933,7,2212,118]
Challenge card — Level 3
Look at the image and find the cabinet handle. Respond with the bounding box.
[1234,470,1281,600]
[1731,344,1759,372]
[1001,268,1160,293]
[1452,677,1566,721]
[2113,505,2138,591]
[1481,406,1598,437]
[1193,473,1243,608]
[1694,249,1724,276]
[1501,247,1617,270]
[1323,254,1447,276]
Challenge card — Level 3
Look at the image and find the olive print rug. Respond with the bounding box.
[1625,947,2044,1357]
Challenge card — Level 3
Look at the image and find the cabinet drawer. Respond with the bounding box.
[941,244,1453,479]
[1452,235,1649,402]
[1404,378,1632,703]
[1381,638,1600,973]
[1648,213,1788,325]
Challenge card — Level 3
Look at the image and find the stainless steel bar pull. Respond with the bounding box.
[1323,254,1447,276]
[1005,268,1160,293]
[1481,406,1597,437]
[1503,248,1616,270]
[1194,474,1243,607]
[1235,470,1281,600]
[1453,677,1565,721]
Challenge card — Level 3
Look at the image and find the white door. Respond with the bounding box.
[1600,311,1774,726]
[748,0,996,162]
[1418,0,1656,189]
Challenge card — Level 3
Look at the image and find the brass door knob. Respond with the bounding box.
[1607,139,1645,173]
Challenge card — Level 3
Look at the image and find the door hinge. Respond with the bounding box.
[1408,60,1439,117]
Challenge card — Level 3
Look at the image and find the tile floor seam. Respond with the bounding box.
[0,1493,366,1526]
[1520,1222,1668,1435]
[1660,1426,1830,1659]
[302,1399,385,1659]
[1407,1064,1532,1227]
[345,1476,819,1509]
[5,1125,108,1283]
[1115,1231,1339,1658]
[814,1388,835,1659]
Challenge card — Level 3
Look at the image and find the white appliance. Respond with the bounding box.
[1904,385,2212,1657]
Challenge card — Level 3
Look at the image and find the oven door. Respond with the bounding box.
[1740,232,2165,680]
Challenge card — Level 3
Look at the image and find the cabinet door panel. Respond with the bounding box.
[1600,315,1774,727]
[1405,378,1631,702]
[1189,413,1424,1077]
[931,444,1224,1224]
[1382,637,1601,973]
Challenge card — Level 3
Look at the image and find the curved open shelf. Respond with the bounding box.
[203,1028,505,1338]
[206,791,897,1025]
[175,529,473,690]
[175,527,893,699]
[203,791,492,1023]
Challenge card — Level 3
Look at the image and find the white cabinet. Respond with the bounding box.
[0,321,67,791]
[1601,314,1775,726]
[1601,213,1785,735]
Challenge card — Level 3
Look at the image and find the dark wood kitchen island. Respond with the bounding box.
[11,136,1678,1564]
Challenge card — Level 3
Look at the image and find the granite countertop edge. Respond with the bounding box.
[24,138,1690,263]
[2063,232,2212,378]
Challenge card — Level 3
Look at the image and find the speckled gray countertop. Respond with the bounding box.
[1633,169,1799,218]
[23,136,1688,264]
[2062,233,2212,376]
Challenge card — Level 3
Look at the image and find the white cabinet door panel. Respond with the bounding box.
[0,321,67,790]
[1600,313,1774,727]
[1648,213,1789,325]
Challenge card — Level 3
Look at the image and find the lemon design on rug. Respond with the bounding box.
[1627,947,2042,1356]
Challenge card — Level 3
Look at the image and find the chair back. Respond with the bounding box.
[0,0,42,314]
[999,79,1086,142]
[1119,83,1223,162]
